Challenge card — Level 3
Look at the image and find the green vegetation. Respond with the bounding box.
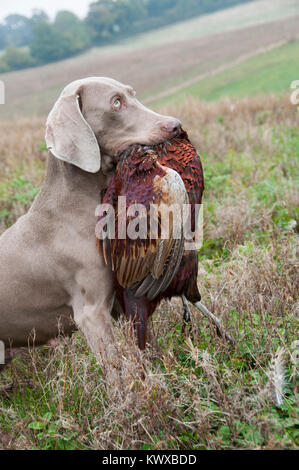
[0,47,35,73]
[30,15,90,65]
[0,176,40,229]
[0,95,298,449]
[156,40,299,105]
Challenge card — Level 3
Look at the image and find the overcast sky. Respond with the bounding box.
[0,0,92,22]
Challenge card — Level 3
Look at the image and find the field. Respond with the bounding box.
[0,3,298,118]
[154,40,299,106]
[0,94,298,449]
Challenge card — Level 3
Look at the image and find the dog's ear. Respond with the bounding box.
[45,85,101,173]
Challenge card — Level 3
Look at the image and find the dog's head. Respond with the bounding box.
[46,77,181,173]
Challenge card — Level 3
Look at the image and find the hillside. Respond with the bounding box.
[0,0,298,119]
[118,0,299,50]
[152,40,299,105]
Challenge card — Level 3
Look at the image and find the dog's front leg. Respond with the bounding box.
[72,291,119,375]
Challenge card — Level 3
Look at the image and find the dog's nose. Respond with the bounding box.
[161,119,182,136]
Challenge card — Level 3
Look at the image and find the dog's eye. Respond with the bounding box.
[113,99,121,110]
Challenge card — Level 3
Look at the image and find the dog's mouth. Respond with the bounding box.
[117,129,186,162]
[101,129,187,201]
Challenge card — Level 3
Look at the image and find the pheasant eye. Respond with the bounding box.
[113,98,121,110]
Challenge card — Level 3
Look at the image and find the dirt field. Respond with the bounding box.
[0,15,298,119]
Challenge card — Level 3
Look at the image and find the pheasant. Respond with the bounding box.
[97,132,234,349]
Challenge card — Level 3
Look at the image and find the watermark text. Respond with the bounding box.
[0,80,4,104]
[290,80,299,107]
[95,198,204,251]
[0,341,4,365]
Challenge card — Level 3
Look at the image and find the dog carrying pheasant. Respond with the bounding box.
[97,130,234,349]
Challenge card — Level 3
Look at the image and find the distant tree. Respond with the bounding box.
[3,14,33,47]
[86,0,148,42]
[116,0,148,33]
[0,58,9,73]
[30,21,73,63]
[54,11,91,52]
[86,1,119,43]
[1,47,35,70]
[54,10,81,31]
[30,9,49,25]
[147,0,176,17]
[0,25,6,50]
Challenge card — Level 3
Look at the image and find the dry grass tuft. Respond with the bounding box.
[0,117,46,182]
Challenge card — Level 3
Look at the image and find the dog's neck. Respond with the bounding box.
[31,153,105,214]
[46,153,103,192]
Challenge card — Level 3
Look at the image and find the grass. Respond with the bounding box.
[154,40,299,106]
[0,94,298,449]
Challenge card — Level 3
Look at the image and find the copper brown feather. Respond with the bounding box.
[97,130,204,350]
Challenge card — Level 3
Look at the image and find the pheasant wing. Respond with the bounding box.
[101,158,188,301]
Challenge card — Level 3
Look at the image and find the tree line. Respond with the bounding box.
[0,0,253,73]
